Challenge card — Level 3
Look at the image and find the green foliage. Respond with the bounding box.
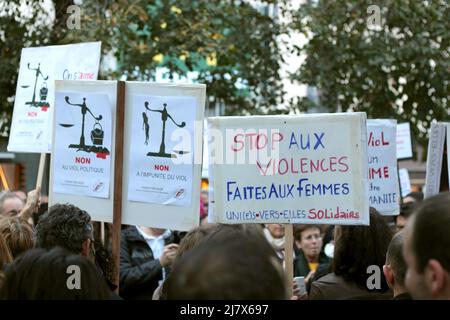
[291,0,450,146]
[65,0,287,115]
[0,0,52,134]
[0,0,287,136]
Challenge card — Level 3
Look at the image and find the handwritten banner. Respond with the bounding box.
[208,113,369,225]
[367,119,399,215]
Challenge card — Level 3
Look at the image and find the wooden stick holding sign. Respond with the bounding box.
[111,81,126,293]
[36,153,47,189]
[284,224,294,298]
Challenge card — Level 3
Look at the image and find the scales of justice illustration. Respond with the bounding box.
[21,63,50,110]
[59,96,110,159]
[143,101,190,158]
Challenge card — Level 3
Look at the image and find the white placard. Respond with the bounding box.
[52,92,112,199]
[208,112,369,225]
[396,123,413,160]
[398,168,412,198]
[49,80,118,223]
[128,95,196,207]
[424,123,447,199]
[8,42,101,153]
[367,119,399,215]
[123,82,206,231]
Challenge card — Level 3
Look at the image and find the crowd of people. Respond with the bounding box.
[0,186,449,300]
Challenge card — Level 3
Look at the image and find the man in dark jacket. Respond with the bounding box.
[119,226,180,300]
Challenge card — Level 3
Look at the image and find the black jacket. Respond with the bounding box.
[119,226,179,300]
[294,250,330,278]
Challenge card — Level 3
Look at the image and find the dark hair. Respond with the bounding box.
[165,226,286,299]
[93,240,116,291]
[0,247,110,299]
[386,231,407,286]
[412,192,450,273]
[294,224,322,241]
[405,192,424,202]
[35,204,93,254]
[0,217,34,259]
[399,201,417,219]
[333,208,392,291]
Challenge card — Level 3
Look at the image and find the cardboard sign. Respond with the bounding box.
[208,112,369,225]
[123,82,206,231]
[398,168,412,198]
[50,80,118,223]
[8,42,101,153]
[396,123,413,160]
[367,119,399,215]
[424,123,447,198]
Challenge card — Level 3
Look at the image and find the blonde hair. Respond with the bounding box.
[0,217,35,259]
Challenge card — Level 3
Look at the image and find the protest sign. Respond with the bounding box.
[398,168,412,198]
[367,119,399,215]
[424,122,448,198]
[208,112,369,225]
[396,123,413,160]
[8,42,101,153]
[123,82,206,231]
[49,80,119,223]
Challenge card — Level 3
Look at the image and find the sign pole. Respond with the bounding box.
[284,224,294,299]
[36,153,47,189]
[112,81,125,293]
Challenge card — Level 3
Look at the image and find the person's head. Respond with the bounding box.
[35,204,93,257]
[13,190,27,203]
[0,192,25,217]
[396,201,417,233]
[403,192,450,299]
[403,191,424,204]
[165,225,287,299]
[0,247,110,299]
[294,224,323,261]
[265,223,285,239]
[0,217,34,259]
[333,208,393,291]
[173,224,217,264]
[383,231,407,293]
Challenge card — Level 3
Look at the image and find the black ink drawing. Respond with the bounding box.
[144,101,189,158]
[59,96,110,159]
[142,111,149,145]
[22,63,50,110]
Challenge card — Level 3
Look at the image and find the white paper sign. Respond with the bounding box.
[8,42,101,153]
[52,92,112,198]
[122,82,206,231]
[398,168,412,198]
[367,120,399,215]
[396,123,413,159]
[424,123,447,198]
[127,95,196,206]
[208,113,369,225]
